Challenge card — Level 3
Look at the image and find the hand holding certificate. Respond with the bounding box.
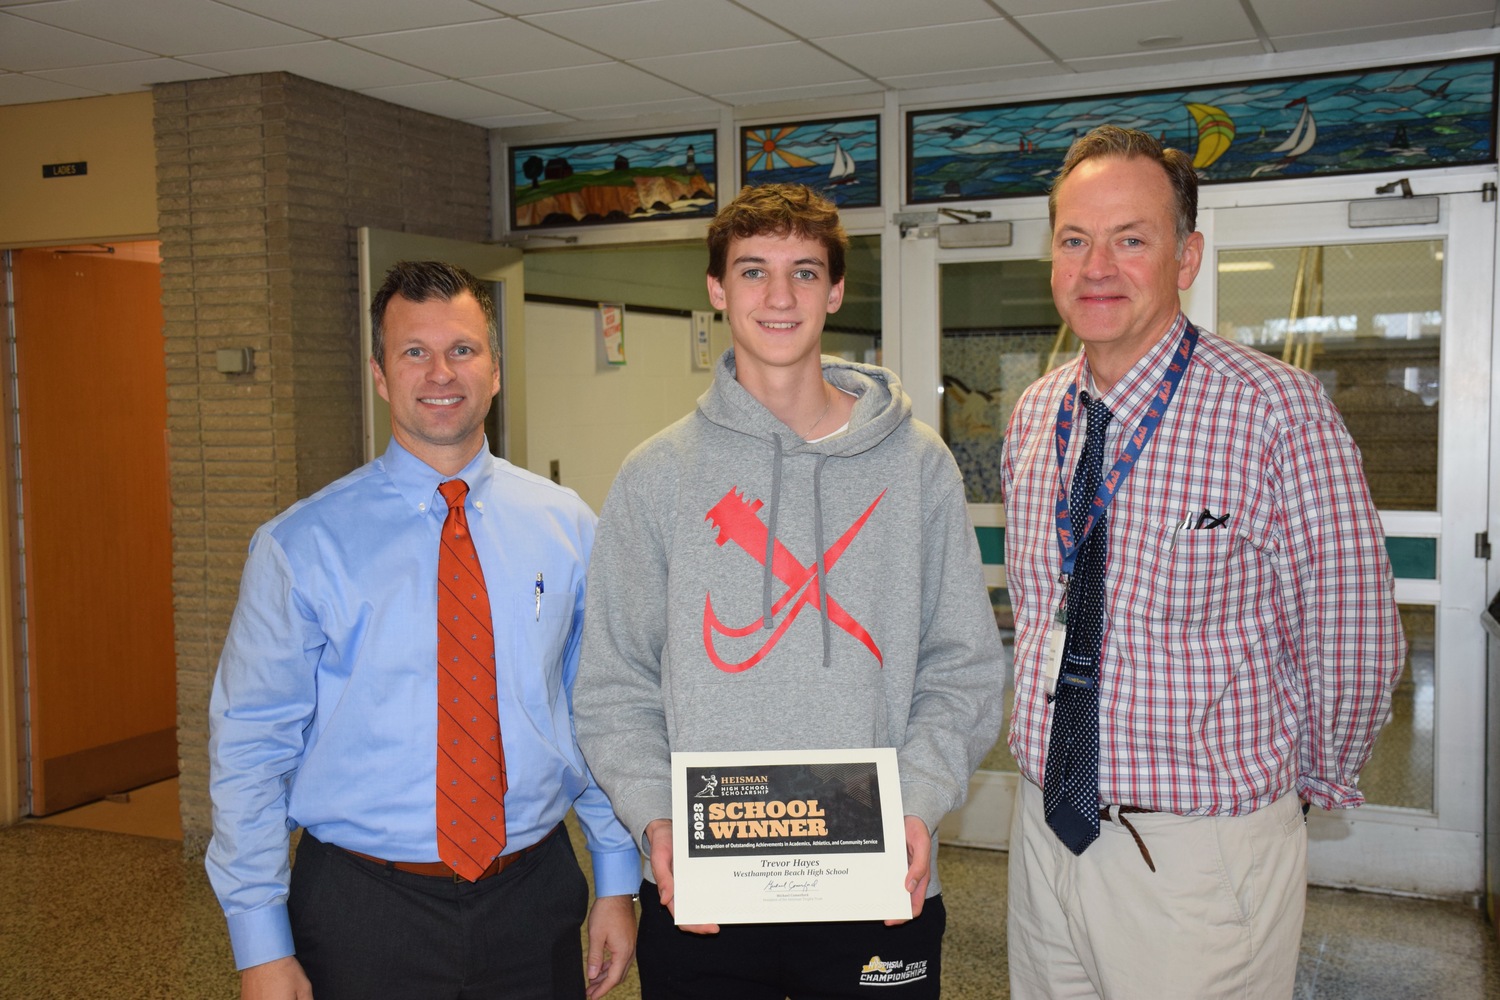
[669,748,912,925]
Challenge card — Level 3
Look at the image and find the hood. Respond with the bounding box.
[696,349,911,458]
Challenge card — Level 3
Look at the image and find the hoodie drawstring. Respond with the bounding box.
[812,454,830,669]
[761,434,783,631]
[761,436,832,670]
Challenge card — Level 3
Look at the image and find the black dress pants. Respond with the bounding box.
[288,829,588,1000]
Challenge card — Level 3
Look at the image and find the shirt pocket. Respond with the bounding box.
[503,597,573,710]
[1143,519,1243,624]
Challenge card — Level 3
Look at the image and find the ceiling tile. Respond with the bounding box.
[469,61,695,108]
[998,0,1141,14]
[33,57,224,90]
[1016,0,1257,59]
[467,109,573,128]
[0,69,98,102]
[565,94,723,120]
[217,0,499,37]
[1249,0,1494,37]
[715,78,887,107]
[0,11,152,70]
[0,1,1493,128]
[348,17,608,77]
[1270,14,1498,51]
[737,0,1000,37]
[632,41,867,96]
[1065,39,1268,73]
[476,0,625,14]
[360,78,542,120]
[523,0,790,60]
[186,40,441,90]
[816,20,1050,78]
[879,62,1065,91]
[13,0,316,53]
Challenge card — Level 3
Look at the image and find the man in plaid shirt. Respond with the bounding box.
[1001,126,1405,997]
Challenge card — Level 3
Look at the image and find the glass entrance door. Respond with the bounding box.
[1211,189,1491,896]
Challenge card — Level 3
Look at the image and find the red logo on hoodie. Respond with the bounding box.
[701,487,885,673]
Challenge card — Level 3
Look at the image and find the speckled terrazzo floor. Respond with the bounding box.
[1,818,1495,999]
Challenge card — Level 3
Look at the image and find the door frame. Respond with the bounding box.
[904,217,1059,850]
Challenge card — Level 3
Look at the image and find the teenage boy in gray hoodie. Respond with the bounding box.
[574,184,1004,998]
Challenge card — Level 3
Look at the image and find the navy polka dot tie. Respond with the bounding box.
[1043,393,1112,855]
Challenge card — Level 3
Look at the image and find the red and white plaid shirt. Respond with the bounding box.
[1002,314,1405,814]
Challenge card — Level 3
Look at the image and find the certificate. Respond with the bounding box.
[670,748,911,925]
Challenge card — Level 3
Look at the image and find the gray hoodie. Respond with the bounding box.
[574,351,1005,895]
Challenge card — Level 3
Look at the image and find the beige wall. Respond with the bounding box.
[524,302,730,512]
[0,92,158,247]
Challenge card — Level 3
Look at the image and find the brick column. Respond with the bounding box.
[153,73,489,855]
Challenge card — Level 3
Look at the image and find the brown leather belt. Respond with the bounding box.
[1099,806,1157,872]
[340,823,559,883]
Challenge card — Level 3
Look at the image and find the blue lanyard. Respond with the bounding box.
[1053,323,1199,579]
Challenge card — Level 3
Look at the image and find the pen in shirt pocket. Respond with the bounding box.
[534,572,544,621]
[1170,507,1230,548]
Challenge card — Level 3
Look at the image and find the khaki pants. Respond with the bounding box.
[1007,779,1306,999]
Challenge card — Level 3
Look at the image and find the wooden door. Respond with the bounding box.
[12,246,176,815]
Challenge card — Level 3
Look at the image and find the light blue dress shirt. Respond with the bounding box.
[207,439,639,970]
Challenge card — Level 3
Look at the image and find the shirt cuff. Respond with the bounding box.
[226,902,296,971]
[1297,776,1365,811]
[590,847,644,899]
[899,782,950,833]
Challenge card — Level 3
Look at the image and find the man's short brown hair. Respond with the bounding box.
[1049,125,1198,248]
[706,184,848,283]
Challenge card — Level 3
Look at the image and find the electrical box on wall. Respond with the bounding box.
[215,348,254,374]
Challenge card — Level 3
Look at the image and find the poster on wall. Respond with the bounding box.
[908,56,1497,203]
[509,130,716,230]
[741,116,880,208]
[691,311,714,370]
[597,303,625,365]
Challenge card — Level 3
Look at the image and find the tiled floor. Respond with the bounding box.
[1,793,1496,999]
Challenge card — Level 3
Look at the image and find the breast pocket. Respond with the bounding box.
[503,596,573,710]
[1144,520,1242,624]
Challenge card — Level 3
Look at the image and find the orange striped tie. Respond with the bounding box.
[436,478,506,881]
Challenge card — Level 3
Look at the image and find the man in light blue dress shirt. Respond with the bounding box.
[207,261,638,1000]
